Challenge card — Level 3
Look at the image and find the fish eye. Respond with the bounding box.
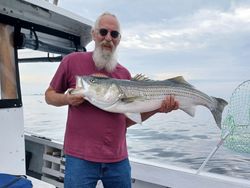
[89,78,96,83]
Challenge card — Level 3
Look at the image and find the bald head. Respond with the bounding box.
[93,12,121,32]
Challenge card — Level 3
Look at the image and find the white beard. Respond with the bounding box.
[93,44,118,73]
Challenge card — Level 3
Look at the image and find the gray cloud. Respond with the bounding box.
[58,0,250,96]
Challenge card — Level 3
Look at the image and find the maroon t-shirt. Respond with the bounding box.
[50,51,131,162]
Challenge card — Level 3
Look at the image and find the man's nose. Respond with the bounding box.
[104,32,112,41]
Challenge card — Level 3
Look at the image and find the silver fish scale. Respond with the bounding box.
[116,80,214,106]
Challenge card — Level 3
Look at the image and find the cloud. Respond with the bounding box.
[19,0,250,95]
[121,6,250,52]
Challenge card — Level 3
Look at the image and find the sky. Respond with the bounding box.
[19,0,250,99]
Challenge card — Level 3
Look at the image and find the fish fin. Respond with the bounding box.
[132,74,151,81]
[210,97,228,129]
[181,106,196,117]
[167,76,194,88]
[121,96,141,103]
[125,113,142,124]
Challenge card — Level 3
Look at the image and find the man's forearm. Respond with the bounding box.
[45,89,68,107]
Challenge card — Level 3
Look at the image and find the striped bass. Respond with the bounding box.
[70,75,228,128]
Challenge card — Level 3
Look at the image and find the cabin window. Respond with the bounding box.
[0,23,22,108]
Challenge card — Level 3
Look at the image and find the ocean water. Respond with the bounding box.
[22,93,250,180]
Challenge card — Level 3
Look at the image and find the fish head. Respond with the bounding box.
[79,76,121,107]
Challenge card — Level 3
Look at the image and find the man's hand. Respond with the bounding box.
[66,92,85,106]
[158,95,179,113]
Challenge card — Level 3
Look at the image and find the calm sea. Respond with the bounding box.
[22,92,250,180]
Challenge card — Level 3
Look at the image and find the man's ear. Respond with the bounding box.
[117,35,121,45]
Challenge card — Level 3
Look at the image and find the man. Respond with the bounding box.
[45,12,178,188]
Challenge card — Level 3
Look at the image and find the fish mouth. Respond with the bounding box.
[81,78,90,92]
[74,76,89,93]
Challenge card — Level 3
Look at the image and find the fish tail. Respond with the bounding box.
[211,97,228,129]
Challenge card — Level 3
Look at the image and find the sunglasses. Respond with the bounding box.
[98,28,120,39]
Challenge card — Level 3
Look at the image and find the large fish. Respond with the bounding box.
[70,75,228,128]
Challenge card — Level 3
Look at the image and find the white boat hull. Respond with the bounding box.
[25,133,250,188]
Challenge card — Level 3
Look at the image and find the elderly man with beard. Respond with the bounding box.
[45,12,178,188]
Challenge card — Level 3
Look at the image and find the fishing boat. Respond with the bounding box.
[0,0,250,187]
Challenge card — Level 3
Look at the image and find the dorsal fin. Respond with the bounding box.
[167,76,194,87]
[132,74,151,81]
